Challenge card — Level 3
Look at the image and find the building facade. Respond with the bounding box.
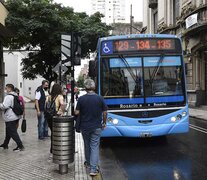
[111,22,143,35]
[4,52,45,100]
[143,0,207,106]
[0,1,9,102]
[91,0,126,24]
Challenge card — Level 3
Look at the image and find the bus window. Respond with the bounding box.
[102,58,143,98]
[144,66,184,96]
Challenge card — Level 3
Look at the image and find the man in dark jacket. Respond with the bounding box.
[75,79,107,176]
[35,80,49,140]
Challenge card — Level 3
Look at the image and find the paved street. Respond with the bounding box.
[100,117,207,180]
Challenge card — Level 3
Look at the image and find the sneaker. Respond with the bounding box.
[90,168,99,176]
[13,146,25,151]
[0,144,8,149]
[89,171,98,176]
[84,161,90,169]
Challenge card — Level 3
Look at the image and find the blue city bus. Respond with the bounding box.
[89,34,189,137]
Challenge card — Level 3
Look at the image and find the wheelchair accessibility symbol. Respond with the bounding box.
[101,41,113,55]
[103,43,110,53]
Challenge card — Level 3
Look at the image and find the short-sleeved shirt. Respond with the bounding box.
[76,92,107,131]
[35,89,49,100]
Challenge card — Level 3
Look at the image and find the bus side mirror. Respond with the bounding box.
[89,60,97,78]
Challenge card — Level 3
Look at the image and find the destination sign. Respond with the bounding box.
[113,39,176,52]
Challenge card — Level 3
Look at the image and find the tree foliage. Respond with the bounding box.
[76,74,85,88]
[4,0,111,82]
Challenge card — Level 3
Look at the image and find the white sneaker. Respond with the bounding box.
[89,169,99,176]
[90,171,98,176]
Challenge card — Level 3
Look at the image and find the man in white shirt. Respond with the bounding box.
[35,80,49,140]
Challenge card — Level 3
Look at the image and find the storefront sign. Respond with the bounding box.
[186,13,198,29]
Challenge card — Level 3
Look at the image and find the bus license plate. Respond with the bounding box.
[140,132,152,138]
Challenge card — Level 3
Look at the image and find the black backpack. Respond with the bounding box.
[44,96,57,120]
[9,94,24,116]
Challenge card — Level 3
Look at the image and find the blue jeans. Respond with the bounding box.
[37,111,48,139]
[82,128,102,173]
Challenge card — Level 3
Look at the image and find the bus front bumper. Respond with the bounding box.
[101,121,189,137]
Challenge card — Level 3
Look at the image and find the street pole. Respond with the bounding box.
[71,33,75,116]
[59,61,62,85]
[130,4,132,34]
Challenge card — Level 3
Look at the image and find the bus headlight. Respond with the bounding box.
[171,117,177,122]
[112,119,119,125]
[182,111,187,117]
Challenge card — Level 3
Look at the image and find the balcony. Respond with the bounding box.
[148,0,158,9]
[183,5,207,37]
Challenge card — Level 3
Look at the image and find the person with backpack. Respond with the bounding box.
[45,83,65,155]
[35,80,49,140]
[0,84,24,151]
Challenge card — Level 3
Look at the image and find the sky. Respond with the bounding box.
[53,0,143,23]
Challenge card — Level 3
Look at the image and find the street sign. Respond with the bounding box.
[61,34,71,61]
[52,62,68,75]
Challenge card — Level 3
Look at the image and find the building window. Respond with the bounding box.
[20,82,22,88]
[173,0,180,25]
[29,87,31,91]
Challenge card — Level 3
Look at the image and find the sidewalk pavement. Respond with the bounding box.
[189,106,207,121]
[0,103,93,180]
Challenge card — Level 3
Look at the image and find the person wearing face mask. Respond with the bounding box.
[35,80,49,140]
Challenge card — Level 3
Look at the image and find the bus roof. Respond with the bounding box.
[99,34,179,42]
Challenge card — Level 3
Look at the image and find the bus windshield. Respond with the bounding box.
[101,56,185,107]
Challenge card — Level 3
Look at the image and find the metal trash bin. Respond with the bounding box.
[52,116,75,174]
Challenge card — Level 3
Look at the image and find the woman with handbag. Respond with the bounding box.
[45,83,66,156]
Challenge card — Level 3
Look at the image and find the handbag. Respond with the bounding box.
[75,115,81,133]
[21,119,26,133]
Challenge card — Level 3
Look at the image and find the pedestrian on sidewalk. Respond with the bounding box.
[35,80,49,140]
[14,88,25,128]
[74,79,107,176]
[0,84,24,151]
[45,83,66,154]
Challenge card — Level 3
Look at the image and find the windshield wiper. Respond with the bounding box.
[150,54,165,84]
[118,54,137,83]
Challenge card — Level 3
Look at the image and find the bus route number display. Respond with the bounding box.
[113,39,175,52]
